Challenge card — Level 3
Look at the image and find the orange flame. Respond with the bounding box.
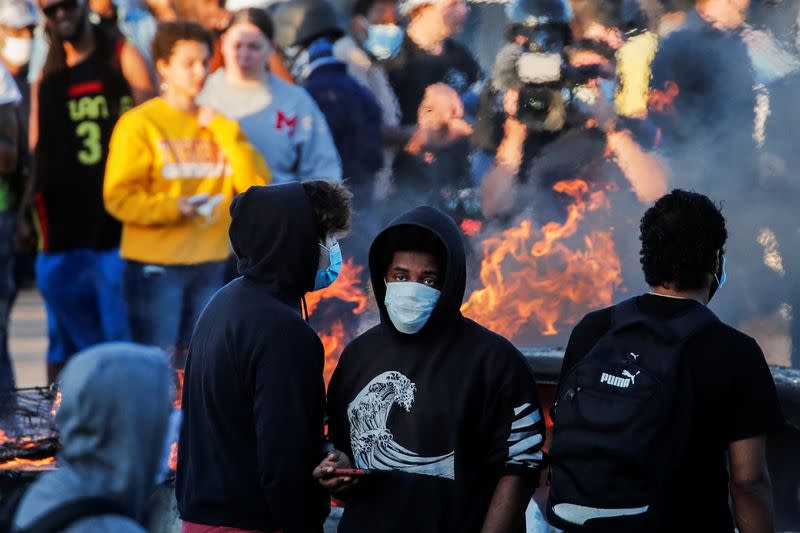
[0,457,56,470]
[460,218,483,237]
[318,321,347,387]
[306,259,370,386]
[174,369,184,409]
[168,441,178,471]
[305,259,369,316]
[51,390,62,418]
[461,179,622,339]
[0,429,58,471]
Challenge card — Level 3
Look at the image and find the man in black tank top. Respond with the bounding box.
[33,0,154,382]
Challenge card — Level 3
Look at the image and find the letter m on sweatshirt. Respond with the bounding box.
[275,111,298,136]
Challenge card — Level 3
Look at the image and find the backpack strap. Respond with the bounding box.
[611,296,719,344]
[16,497,133,533]
[664,304,719,343]
[611,297,676,342]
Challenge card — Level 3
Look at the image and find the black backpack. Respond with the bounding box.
[0,486,132,533]
[546,297,717,532]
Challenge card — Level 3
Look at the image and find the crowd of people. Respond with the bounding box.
[0,0,795,530]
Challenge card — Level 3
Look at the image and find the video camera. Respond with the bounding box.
[502,0,625,130]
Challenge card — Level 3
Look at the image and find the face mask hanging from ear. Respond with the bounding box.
[314,237,342,291]
[708,255,727,302]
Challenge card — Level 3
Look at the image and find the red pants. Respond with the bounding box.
[181,521,282,533]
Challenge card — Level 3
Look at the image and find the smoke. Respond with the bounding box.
[650,19,800,369]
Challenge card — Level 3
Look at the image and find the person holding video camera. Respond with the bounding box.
[104,21,270,362]
[478,0,666,221]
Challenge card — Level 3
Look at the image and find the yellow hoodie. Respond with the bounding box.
[104,97,270,265]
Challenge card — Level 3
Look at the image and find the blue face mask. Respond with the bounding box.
[314,238,342,291]
[598,78,617,103]
[709,255,727,302]
[384,281,441,334]
[364,23,404,60]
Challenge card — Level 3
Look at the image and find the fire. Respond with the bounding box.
[51,390,62,417]
[460,218,483,237]
[0,457,56,471]
[168,441,178,471]
[0,430,58,471]
[306,259,370,385]
[318,321,347,386]
[305,259,369,316]
[461,179,622,339]
[174,368,184,409]
[648,81,680,115]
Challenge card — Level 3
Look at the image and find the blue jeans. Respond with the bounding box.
[37,249,131,364]
[122,260,226,360]
[0,211,16,392]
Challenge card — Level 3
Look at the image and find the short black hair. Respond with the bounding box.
[302,180,353,239]
[380,225,447,276]
[228,7,275,41]
[352,0,392,17]
[151,21,214,64]
[639,189,727,291]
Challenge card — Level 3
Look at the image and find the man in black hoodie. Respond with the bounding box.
[315,206,545,532]
[176,181,352,533]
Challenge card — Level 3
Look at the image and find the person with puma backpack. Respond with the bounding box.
[547,189,785,533]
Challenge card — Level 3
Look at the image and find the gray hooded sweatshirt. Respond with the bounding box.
[13,343,174,533]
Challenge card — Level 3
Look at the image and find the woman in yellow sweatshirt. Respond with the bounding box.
[104,21,270,359]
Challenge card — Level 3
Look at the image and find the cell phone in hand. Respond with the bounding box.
[186,193,211,207]
[330,468,373,478]
[196,193,223,218]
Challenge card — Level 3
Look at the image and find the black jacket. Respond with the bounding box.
[176,183,328,532]
[327,207,545,533]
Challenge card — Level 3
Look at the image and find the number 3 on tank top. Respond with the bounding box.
[75,121,103,166]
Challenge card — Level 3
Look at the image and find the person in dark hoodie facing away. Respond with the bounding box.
[176,180,352,533]
[314,206,545,533]
[11,342,175,533]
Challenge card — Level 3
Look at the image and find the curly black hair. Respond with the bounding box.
[302,180,353,239]
[639,189,727,291]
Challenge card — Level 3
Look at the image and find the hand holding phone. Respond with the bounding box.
[329,468,372,478]
[186,193,211,207]
[196,193,223,219]
[313,450,363,494]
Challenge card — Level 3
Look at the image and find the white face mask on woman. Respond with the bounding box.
[384,280,441,334]
[1,36,32,67]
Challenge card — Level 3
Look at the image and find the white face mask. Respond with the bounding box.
[384,281,441,334]
[1,36,33,67]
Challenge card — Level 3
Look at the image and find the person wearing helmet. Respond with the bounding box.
[478,0,667,221]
